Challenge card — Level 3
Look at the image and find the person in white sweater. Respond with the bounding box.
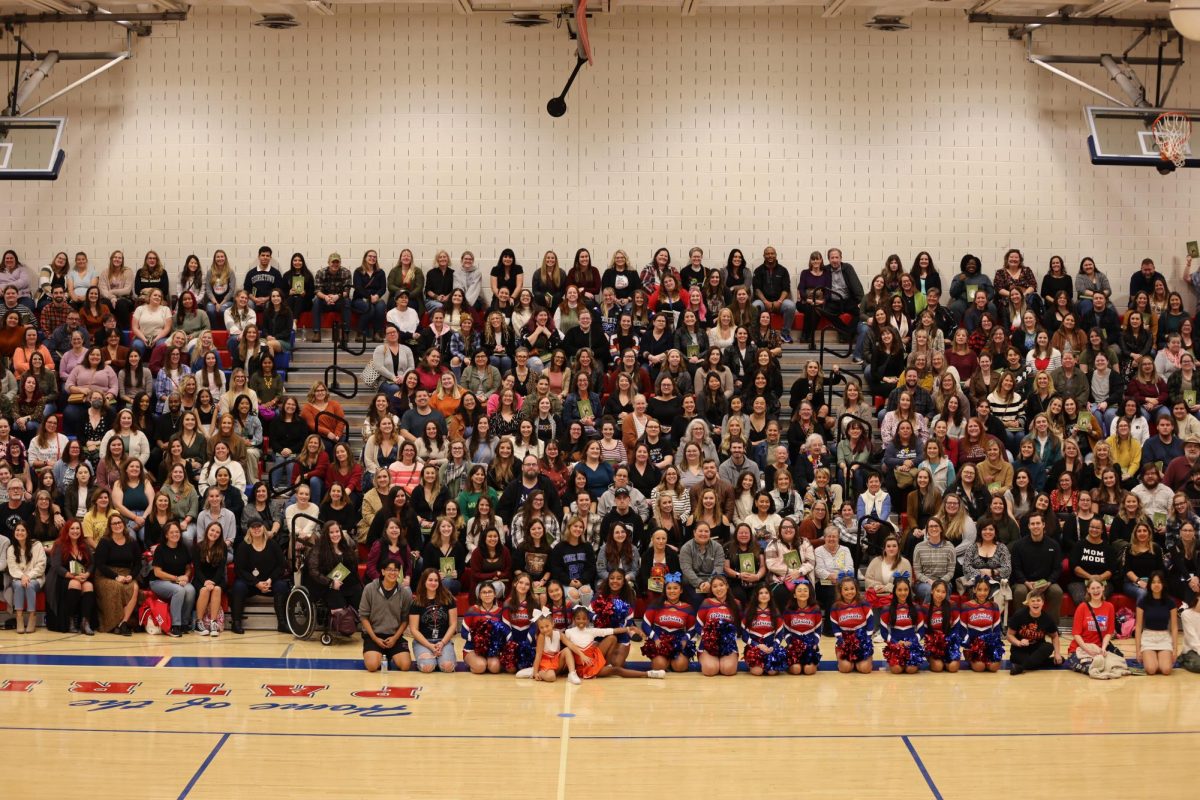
[454,252,484,310]
[199,442,247,493]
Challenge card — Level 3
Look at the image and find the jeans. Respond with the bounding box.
[313,296,350,332]
[852,321,869,360]
[1078,299,1094,319]
[62,402,87,438]
[752,298,796,333]
[205,299,232,326]
[489,355,513,374]
[131,336,166,359]
[352,298,387,336]
[424,299,445,314]
[11,579,41,611]
[151,579,197,628]
[1091,405,1118,434]
[914,581,934,603]
[1123,579,1148,605]
[413,640,457,668]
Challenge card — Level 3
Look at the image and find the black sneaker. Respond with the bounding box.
[167,626,182,638]
[116,621,133,636]
[231,620,245,635]
[1010,664,1024,676]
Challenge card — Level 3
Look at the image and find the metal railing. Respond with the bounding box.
[324,325,365,399]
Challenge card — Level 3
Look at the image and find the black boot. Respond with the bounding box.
[274,593,290,634]
[229,592,245,634]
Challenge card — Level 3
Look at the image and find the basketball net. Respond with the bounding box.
[1152,111,1192,169]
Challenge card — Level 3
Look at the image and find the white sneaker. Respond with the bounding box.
[568,673,581,685]
[196,621,209,637]
[647,669,666,679]
[209,621,220,639]
[515,668,533,679]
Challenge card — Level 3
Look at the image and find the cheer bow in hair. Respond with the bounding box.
[837,570,856,580]
[665,572,683,585]
[892,570,911,580]
[531,607,551,622]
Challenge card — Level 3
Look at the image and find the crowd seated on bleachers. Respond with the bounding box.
[0,244,1198,680]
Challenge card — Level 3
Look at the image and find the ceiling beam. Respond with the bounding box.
[451,0,473,15]
[681,0,700,16]
[0,11,187,23]
[968,13,1174,29]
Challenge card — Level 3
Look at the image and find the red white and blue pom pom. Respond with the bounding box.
[786,634,820,666]
[964,630,1004,664]
[883,639,928,669]
[501,639,536,672]
[591,596,615,628]
[744,642,788,672]
[469,618,507,658]
[701,621,739,657]
[835,628,873,662]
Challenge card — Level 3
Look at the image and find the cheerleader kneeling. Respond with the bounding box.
[922,579,961,674]
[879,578,928,675]
[780,581,823,676]
[641,573,699,673]
[830,576,875,674]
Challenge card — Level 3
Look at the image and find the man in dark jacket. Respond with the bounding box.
[562,307,611,366]
[1009,513,1064,623]
[823,247,864,341]
[497,455,563,522]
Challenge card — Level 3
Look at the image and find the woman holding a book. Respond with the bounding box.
[306,520,362,614]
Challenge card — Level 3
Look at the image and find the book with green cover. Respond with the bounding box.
[1153,511,1167,528]
[439,557,456,577]
[1188,241,1199,260]
[327,563,351,583]
[1103,514,1114,529]
[69,560,84,575]
[965,284,979,299]
[738,552,757,575]
[648,575,664,594]
[783,551,802,571]
[1185,389,1197,408]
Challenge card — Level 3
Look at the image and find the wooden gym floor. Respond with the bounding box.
[0,631,1195,799]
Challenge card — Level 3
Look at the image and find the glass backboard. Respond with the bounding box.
[0,117,65,180]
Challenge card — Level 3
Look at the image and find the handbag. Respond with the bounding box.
[893,469,915,489]
[361,360,382,389]
[67,391,87,404]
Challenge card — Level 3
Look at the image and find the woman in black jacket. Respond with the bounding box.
[268,396,309,489]
[306,520,361,611]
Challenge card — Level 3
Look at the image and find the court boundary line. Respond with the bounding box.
[3,724,1197,741]
[177,732,229,800]
[902,735,944,800]
[555,683,573,800]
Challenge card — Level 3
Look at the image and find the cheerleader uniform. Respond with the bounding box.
[921,604,962,664]
[641,601,698,660]
[538,629,565,674]
[742,608,787,672]
[563,625,620,679]
[879,603,928,670]
[779,604,823,667]
[830,600,875,664]
[696,598,740,658]
[547,603,571,631]
[958,599,1004,666]
[461,604,505,658]
[591,594,634,646]
[502,602,537,671]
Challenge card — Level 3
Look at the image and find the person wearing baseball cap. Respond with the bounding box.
[310,251,351,343]
[1164,432,1200,490]
[230,519,291,634]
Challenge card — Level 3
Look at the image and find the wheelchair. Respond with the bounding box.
[284,510,358,647]
[285,582,340,646]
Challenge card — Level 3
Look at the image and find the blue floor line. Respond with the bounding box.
[1,724,1196,742]
[0,653,162,667]
[903,735,944,800]
[177,732,229,800]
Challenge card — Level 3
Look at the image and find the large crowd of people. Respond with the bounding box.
[0,243,1199,682]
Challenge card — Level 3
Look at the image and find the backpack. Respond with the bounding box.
[1115,607,1136,638]
[138,591,171,635]
[329,606,359,637]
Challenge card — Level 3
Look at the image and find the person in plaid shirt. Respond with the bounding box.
[310,253,351,343]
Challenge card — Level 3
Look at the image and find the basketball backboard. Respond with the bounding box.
[0,117,66,180]
[1086,106,1198,170]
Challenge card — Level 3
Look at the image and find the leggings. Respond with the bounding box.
[1009,640,1056,672]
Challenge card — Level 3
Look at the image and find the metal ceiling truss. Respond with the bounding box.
[0,4,190,116]
[1023,27,1185,109]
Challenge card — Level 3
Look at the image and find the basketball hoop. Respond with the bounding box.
[1151,111,1193,168]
